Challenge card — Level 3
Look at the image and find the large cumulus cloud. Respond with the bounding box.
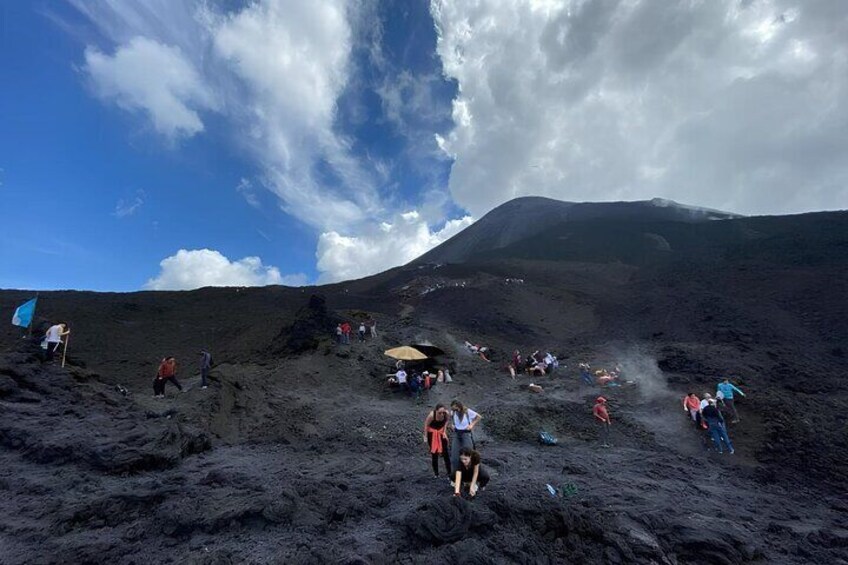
[432,0,848,217]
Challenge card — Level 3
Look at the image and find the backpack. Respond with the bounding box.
[539,430,559,446]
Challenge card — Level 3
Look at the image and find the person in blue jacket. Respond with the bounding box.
[716,378,746,423]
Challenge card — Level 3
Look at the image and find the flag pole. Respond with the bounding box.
[61,333,69,368]
[28,293,39,338]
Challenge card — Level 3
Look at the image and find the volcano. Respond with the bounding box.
[1,198,847,564]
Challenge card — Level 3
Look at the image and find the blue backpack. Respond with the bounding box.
[539,430,559,445]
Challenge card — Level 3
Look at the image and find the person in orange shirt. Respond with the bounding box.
[153,357,183,398]
[593,397,612,447]
[682,392,701,426]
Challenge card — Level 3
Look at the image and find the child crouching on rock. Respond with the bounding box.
[453,448,490,498]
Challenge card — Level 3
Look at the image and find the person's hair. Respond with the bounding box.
[687,392,694,397]
[433,403,446,417]
[459,447,480,466]
[723,378,729,382]
[451,400,467,417]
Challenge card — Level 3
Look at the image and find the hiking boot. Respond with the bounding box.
[201,386,208,389]
[729,449,735,454]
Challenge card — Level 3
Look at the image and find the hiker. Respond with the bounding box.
[335,324,343,344]
[716,378,745,423]
[409,372,424,399]
[450,401,481,470]
[593,397,612,447]
[701,398,735,454]
[153,357,183,397]
[44,322,70,362]
[388,367,408,390]
[453,448,490,497]
[683,393,701,426]
[369,319,377,338]
[422,371,433,390]
[464,341,490,362]
[199,350,212,389]
[443,367,453,383]
[579,363,593,385]
[341,322,351,344]
[423,404,452,478]
[544,352,558,373]
[358,322,366,342]
[508,350,521,378]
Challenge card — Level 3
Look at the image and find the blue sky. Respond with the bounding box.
[2,1,847,291]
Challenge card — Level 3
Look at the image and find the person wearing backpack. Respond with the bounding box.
[449,400,481,470]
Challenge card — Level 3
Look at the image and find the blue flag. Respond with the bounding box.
[12,298,37,328]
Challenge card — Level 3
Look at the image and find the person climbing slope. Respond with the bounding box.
[423,404,452,478]
[153,357,183,398]
[450,401,481,471]
[43,322,70,363]
[716,378,746,423]
[593,397,612,447]
[701,398,735,454]
[453,448,490,497]
[682,392,701,426]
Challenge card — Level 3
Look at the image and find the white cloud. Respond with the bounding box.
[432,0,848,216]
[236,178,260,208]
[113,190,145,218]
[84,36,216,139]
[316,212,473,282]
[144,248,306,290]
[210,0,380,232]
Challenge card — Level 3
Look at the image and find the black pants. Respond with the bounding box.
[201,368,209,387]
[457,465,490,490]
[153,376,182,395]
[428,432,451,476]
[45,342,62,362]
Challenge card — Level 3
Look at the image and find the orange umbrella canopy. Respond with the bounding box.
[384,346,429,360]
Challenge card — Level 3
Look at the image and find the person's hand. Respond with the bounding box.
[453,492,461,497]
[423,434,428,444]
[469,484,478,497]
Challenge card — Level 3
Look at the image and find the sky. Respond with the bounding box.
[1,0,846,291]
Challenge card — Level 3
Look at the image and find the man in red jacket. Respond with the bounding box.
[153,357,184,398]
[593,396,612,448]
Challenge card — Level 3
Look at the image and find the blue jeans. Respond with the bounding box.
[450,430,475,471]
[707,422,734,453]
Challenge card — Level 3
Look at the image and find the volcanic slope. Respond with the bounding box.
[1,201,847,564]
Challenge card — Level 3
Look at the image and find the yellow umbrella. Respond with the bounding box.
[384,346,429,360]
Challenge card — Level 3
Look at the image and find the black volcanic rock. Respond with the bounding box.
[0,202,847,564]
[415,196,739,265]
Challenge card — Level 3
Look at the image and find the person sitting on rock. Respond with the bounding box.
[153,357,183,398]
[423,404,452,478]
[453,448,489,497]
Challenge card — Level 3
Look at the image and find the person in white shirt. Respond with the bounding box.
[449,400,482,472]
[44,323,70,362]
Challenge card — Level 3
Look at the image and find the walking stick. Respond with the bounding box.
[61,333,69,368]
